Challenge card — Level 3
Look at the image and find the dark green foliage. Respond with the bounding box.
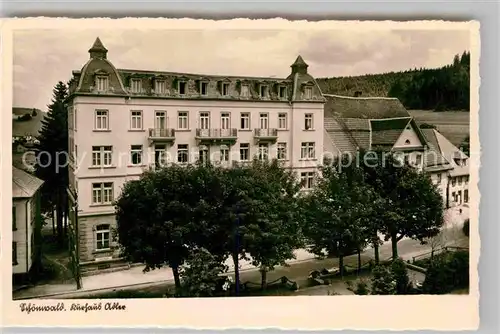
[463,219,470,237]
[317,52,470,111]
[460,136,470,157]
[422,250,469,294]
[34,81,69,244]
[354,279,369,295]
[17,113,33,121]
[391,258,410,294]
[370,265,396,295]
[180,248,228,297]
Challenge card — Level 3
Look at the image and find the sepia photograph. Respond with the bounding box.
[3,18,479,329]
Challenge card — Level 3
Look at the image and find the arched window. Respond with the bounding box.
[95,224,110,250]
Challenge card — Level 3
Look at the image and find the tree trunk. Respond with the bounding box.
[56,191,64,247]
[171,266,181,295]
[357,248,362,274]
[373,238,380,265]
[260,267,267,290]
[52,212,56,236]
[391,233,399,260]
[232,252,240,296]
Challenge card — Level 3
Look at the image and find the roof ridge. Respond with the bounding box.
[370,116,411,121]
[323,94,401,101]
[116,68,289,81]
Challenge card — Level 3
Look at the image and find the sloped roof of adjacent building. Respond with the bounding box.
[12,166,44,199]
[12,107,46,137]
[324,94,411,119]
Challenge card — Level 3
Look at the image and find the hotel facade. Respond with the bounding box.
[67,38,326,270]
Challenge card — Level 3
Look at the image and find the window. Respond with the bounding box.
[464,189,469,203]
[240,113,250,130]
[259,113,269,129]
[96,224,110,250]
[300,172,315,189]
[260,85,269,98]
[452,177,457,186]
[92,146,112,167]
[95,110,109,130]
[178,81,186,95]
[465,176,469,184]
[130,145,143,165]
[220,146,229,162]
[240,143,250,161]
[304,86,312,99]
[155,111,167,129]
[258,143,269,161]
[199,112,210,130]
[222,83,230,96]
[92,182,113,205]
[12,242,17,265]
[436,173,442,184]
[278,113,287,130]
[96,76,108,92]
[155,80,166,94]
[130,111,143,130]
[199,147,209,163]
[451,192,456,202]
[279,86,287,98]
[200,82,208,95]
[221,112,230,130]
[277,142,287,160]
[415,154,422,166]
[301,142,315,159]
[241,84,249,97]
[12,206,16,231]
[130,79,142,93]
[457,190,462,204]
[155,144,167,167]
[458,177,463,185]
[177,144,189,163]
[178,111,189,129]
[405,139,411,145]
[304,114,313,130]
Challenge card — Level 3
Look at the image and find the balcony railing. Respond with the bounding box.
[148,128,176,142]
[195,128,238,144]
[254,128,278,142]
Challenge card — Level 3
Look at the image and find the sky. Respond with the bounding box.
[13,27,470,111]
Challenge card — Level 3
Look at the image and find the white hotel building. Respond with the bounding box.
[66,38,325,270]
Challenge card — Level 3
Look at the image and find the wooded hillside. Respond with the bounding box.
[317,51,470,111]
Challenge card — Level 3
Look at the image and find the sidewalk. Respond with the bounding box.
[13,207,468,300]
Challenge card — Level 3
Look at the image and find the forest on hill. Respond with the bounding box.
[317,51,470,111]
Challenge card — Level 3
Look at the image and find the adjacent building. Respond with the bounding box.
[66,37,326,271]
[12,166,44,279]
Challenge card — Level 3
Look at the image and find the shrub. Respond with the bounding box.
[422,250,469,294]
[391,258,410,294]
[371,265,396,295]
[462,219,470,237]
[354,279,369,295]
[17,113,32,121]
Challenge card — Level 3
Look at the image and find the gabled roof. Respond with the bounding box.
[12,166,44,199]
[324,94,410,119]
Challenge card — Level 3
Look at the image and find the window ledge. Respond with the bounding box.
[238,129,252,132]
[128,129,145,132]
[89,203,113,208]
[303,129,315,131]
[277,128,288,131]
[93,129,111,132]
[89,166,117,170]
[299,158,318,162]
[93,248,112,254]
[128,164,146,168]
[176,129,191,132]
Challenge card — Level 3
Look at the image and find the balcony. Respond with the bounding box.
[254,128,278,143]
[195,128,238,145]
[148,128,175,144]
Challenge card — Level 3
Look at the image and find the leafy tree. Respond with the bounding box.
[180,248,229,297]
[34,81,68,245]
[371,265,396,295]
[303,156,376,277]
[460,135,470,157]
[362,151,445,259]
[115,165,202,294]
[462,219,470,237]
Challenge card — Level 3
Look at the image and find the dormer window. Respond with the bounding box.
[260,85,269,98]
[155,80,166,94]
[200,81,209,96]
[241,84,249,97]
[178,81,187,95]
[304,86,312,99]
[279,86,287,99]
[222,83,230,96]
[96,76,109,92]
[130,79,142,93]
